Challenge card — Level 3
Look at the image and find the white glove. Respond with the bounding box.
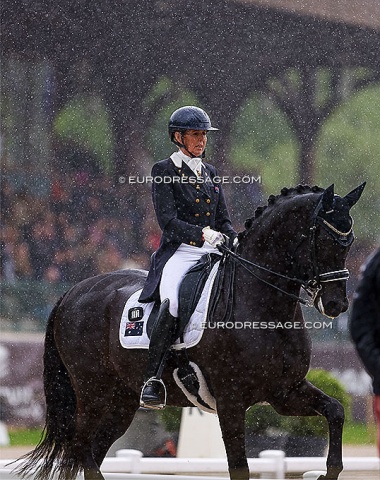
[202,227,225,247]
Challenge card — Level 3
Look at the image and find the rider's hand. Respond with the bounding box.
[202,227,225,247]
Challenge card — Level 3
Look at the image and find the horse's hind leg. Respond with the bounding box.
[272,380,344,480]
[92,384,140,466]
[73,399,108,479]
[69,378,119,480]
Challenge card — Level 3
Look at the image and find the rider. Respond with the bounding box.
[139,105,237,409]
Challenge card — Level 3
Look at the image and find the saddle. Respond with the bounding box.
[145,252,222,339]
[177,252,222,336]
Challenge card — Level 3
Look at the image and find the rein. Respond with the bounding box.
[218,199,353,308]
[218,243,311,305]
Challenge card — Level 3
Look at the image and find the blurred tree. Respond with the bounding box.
[230,93,298,197]
[316,84,380,243]
[263,66,380,185]
[53,94,114,175]
[229,74,380,243]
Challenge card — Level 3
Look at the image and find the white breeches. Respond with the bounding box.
[159,242,221,317]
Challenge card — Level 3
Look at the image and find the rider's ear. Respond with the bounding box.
[344,182,366,209]
[321,184,334,211]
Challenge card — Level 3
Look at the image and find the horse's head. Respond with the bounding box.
[237,182,366,319]
[303,183,366,318]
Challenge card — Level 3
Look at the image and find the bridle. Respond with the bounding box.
[218,197,354,308]
[306,197,354,303]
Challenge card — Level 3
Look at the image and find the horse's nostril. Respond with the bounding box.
[325,300,347,317]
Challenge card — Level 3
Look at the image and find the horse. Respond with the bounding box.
[17,183,365,480]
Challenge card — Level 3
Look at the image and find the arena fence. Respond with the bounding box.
[1,449,379,480]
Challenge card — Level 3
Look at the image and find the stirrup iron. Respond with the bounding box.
[140,377,167,410]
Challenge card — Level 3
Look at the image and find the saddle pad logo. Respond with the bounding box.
[128,307,144,321]
[124,320,144,337]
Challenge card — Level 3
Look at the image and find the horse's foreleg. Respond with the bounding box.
[217,403,249,480]
[272,380,344,480]
[318,395,344,480]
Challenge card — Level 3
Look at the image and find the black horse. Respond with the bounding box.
[18,183,365,480]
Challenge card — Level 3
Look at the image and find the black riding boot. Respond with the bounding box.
[140,299,178,409]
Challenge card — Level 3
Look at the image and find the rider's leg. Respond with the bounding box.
[140,299,178,409]
[141,244,219,409]
[140,251,188,409]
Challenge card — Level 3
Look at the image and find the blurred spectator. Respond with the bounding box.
[0,180,14,223]
[1,163,156,284]
[13,241,33,279]
[95,241,126,274]
[0,224,33,282]
[350,246,380,456]
[28,216,60,280]
[43,264,63,283]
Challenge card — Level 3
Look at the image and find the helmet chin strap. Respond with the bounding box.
[173,133,205,159]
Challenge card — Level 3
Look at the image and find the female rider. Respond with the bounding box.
[139,106,237,408]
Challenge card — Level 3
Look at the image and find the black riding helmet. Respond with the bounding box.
[168,106,218,157]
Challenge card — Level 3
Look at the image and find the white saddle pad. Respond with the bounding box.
[119,261,220,349]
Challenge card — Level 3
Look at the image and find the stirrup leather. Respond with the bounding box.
[140,377,167,410]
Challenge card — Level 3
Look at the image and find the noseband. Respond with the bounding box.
[219,199,354,308]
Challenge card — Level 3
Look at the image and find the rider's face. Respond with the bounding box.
[176,130,208,157]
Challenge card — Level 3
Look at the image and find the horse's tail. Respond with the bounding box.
[16,293,78,480]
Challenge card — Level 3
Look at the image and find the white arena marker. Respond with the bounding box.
[0,422,10,447]
[115,449,143,473]
[259,450,285,478]
[177,407,226,458]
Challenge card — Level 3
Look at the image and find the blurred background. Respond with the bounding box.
[1,0,379,451]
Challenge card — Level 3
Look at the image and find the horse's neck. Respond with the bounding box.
[238,231,289,273]
[232,223,304,313]
[240,198,312,273]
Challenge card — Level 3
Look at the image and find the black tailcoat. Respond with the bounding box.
[350,247,380,394]
[139,157,236,303]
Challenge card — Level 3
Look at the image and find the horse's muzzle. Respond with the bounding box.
[316,295,349,319]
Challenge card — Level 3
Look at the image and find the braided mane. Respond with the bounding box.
[243,184,324,231]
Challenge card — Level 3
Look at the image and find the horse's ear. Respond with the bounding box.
[344,182,366,209]
[321,184,335,211]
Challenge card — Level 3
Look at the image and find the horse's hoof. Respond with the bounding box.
[229,467,249,480]
[303,472,327,480]
[84,469,105,480]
